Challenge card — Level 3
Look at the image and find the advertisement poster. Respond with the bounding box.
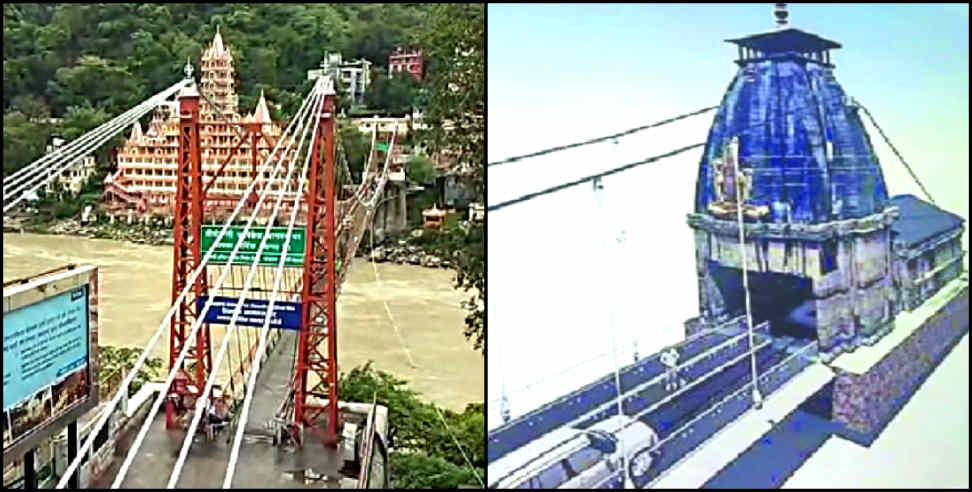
[3,286,90,445]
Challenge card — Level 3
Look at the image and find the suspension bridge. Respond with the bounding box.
[487,4,967,489]
[2,47,428,487]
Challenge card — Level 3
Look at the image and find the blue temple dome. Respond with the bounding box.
[695,27,889,224]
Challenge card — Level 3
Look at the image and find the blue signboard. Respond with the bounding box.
[196,296,302,331]
[3,287,89,411]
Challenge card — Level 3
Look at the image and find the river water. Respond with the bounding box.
[2,233,484,411]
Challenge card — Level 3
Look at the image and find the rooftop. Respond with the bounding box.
[726,27,841,54]
[888,194,966,248]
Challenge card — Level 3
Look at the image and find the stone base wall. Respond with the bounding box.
[831,284,968,440]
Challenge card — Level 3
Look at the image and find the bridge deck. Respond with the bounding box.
[651,362,835,488]
[94,330,347,489]
[488,317,818,488]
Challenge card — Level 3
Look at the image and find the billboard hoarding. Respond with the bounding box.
[2,265,99,465]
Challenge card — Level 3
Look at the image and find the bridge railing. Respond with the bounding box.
[591,339,818,489]
[487,317,768,464]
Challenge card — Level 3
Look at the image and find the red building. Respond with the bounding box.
[388,46,423,81]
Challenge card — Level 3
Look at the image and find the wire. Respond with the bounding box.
[487,105,718,168]
[488,143,706,212]
[4,80,192,213]
[487,102,822,212]
[368,205,420,369]
[433,406,486,488]
[857,102,936,205]
[3,79,189,191]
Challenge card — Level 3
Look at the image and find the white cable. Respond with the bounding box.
[3,83,186,211]
[732,148,763,408]
[4,81,190,211]
[224,79,336,489]
[110,76,326,488]
[4,92,168,210]
[3,79,188,191]
[368,204,420,369]
[167,80,327,488]
[594,170,630,490]
[433,405,486,488]
[55,76,322,489]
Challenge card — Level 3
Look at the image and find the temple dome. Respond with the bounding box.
[694,29,889,224]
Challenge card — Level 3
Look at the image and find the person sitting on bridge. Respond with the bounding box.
[206,387,230,440]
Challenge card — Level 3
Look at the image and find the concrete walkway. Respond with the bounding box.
[93,330,346,489]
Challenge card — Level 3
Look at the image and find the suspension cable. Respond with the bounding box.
[487,102,821,212]
[167,81,328,489]
[56,76,325,489]
[368,199,420,369]
[3,79,189,191]
[111,77,327,489]
[489,143,706,212]
[487,105,718,168]
[4,81,192,213]
[857,102,936,205]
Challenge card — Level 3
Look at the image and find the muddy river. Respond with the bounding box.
[2,233,483,411]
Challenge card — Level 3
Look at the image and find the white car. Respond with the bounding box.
[489,414,660,489]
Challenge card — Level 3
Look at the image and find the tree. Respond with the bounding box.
[12,94,50,121]
[413,4,485,356]
[338,121,371,184]
[363,71,422,114]
[406,154,436,185]
[3,111,50,178]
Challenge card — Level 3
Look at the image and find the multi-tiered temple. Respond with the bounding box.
[103,28,297,218]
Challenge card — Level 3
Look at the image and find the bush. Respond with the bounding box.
[389,452,482,489]
[53,201,81,219]
[338,362,485,488]
[98,345,164,398]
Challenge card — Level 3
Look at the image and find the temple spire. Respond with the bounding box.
[251,89,271,123]
[211,25,224,54]
[129,121,143,143]
[184,56,193,80]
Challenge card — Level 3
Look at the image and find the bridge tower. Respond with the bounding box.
[295,89,341,447]
[166,65,214,429]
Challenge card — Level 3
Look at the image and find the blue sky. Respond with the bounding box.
[487,3,969,429]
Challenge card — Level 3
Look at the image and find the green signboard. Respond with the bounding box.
[201,226,306,267]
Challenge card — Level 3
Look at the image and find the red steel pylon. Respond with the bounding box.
[295,91,340,447]
[166,84,213,429]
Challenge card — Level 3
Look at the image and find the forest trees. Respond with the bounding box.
[412,4,486,355]
[2,3,437,178]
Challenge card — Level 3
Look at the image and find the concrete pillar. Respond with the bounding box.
[396,184,407,232]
